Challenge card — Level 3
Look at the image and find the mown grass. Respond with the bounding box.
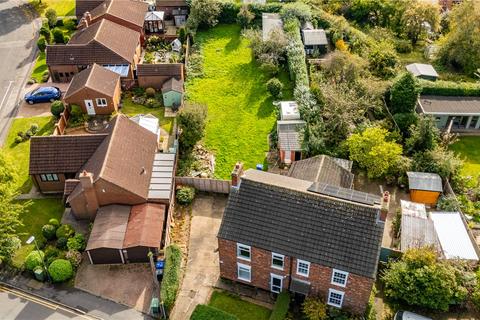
[209,291,271,320]
[186,24,293,179]
[121,97,174,134]
[31,52,47,83]
[30,0,75,16]
[450,136,480,178]
[2,116,55,193]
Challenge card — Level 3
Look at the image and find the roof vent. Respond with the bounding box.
[140,166,147,175]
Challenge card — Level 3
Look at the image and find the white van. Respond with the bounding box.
[394,311,433,320]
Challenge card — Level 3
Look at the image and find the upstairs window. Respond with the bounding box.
[296,259,310,277]
[236,243,251,261]
[331,269,349,287]
[271,253,284,270]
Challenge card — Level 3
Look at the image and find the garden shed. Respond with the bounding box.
[161,77,183,108]
[406,172,443,206]
[406,63,439,81]
[301,25,328,55]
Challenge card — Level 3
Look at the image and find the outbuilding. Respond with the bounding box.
[161,77,183,109]
[301,22,328,55]
[406,172,443,206]
[406,63,439,81]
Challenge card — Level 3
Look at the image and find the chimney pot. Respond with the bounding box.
[379,191,390,222]
[231,162,244,187]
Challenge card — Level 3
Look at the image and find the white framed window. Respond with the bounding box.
[96,98,108,107]
[331,269,349,287]
[237,263,251,282]
[236,243,251,261]
[271,253,284,270]
[296,259,310,277]
[40,173,59,182]
[327,289,344,308]
[270,274,283,293]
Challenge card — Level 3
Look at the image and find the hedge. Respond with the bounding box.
[269,291,290,320]
[190,304,238,320]
[419,79,480,96]
[283,18,309,88]
[160,244,183,310]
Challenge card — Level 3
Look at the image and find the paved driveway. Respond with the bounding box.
[169,194,227,320]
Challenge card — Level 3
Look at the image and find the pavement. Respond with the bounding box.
[0,0,42,146]
[169,194,227,320]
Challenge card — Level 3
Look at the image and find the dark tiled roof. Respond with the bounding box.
[64,64,120,100]
[88,0,148,28]
[29,134,108,174]
[64,179,80,197]
[288,155,354,189]
[161,77,183,93]
[137,63,183,77]
[156,0,188,7]
[277,120,305,151]
[218,170,384,278]
[76,0,104,17]
[418,95,480,115]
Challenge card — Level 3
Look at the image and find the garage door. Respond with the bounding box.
[124,247,152,263]
[88,248,123,264]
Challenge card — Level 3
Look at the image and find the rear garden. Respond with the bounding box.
[450,136,480,179]
[186,24,293,179]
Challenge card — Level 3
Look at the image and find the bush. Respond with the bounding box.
[368,41,399,78]
[56,224,75,239]
[50,101,64,118]
[45,8,57,28]
[37,37,47,52]
[191,304,238,320]
[176,186,195,205]
[14,136,23,144]
[48,218,60,228]
[160,244,182,309]
[69,104,89,127]
[25,250,45,271]
[237,5,254,28]
[270,291,290,320]
[284,18,309,88]
[65,250,82,268]
[420,79,480,96]
[218,2,240,24]
[145,98,160,108]
[178,103,207,153]
[56,237,68,250]
[39,26,51,42]
[63,18,77,31]
[389,72,421,114]
[395,39,413,53]
[302,297,327,320]
[45,246,62,266]
[42,71,50,82]
[145,87,156,97]
[55,18,64,27]
[280,3,312,24]
[63,35,70,44]
[52,28,64,44]
[42,224,57,240]
[48,259,73,283]
[30,123,39,135]
[267,78,283,98]
[393,112,418,136]
[67,233,86,251]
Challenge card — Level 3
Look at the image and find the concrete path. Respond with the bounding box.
[169,194,227,320]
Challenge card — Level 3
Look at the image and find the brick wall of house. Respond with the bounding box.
[218,238,374,315]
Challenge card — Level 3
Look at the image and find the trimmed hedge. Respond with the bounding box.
[48,259,73,283]
[269,291,290,320]
[160,244,182,310]
[283,18,308,87]
[419,79,480,96]
[190,304,238,320]
[25,250,45,271]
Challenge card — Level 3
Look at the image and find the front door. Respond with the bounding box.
[270,274,283,293]
[84,100,95,115]
[284,151,291,164]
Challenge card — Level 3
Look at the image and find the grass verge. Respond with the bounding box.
[209,291,271,320]
[31,52,47,83]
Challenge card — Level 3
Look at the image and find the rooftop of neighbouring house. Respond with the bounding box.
[407,171,443,192]
[218,169,385,278]
[84,0,149,29]
[406,63,439,78]
[418,95,480,115]
[64,64,120,100]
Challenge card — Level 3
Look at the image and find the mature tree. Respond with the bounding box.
[244,28,287,73]
[319,50,368,85]
[187,0,221,30]
[406,115,440,154]
[177,103,207,153]
[389,72,421,114]
[368,41,399,78]
[347,0,397,27]
[411,145,463,180]
[382,247,469,311]
[345,126,403,179]
[401,0,440,44]
[237,5,254,28]
[438,0,480,76]
[393,112,418,137]
[45,8,57,28]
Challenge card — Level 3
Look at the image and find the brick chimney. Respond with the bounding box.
[231,162,244,187]
[80,11,92,28]
[79,170,99,218]
[379,191,390,222]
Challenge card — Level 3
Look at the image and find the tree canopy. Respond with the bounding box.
[400,0,440,44]
[389,72,421,114]
[177,103,208,153]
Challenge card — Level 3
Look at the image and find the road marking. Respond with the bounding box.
[0,80,14,112]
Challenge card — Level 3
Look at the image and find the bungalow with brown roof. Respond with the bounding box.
[78,0,148,43]
[63,64,121,115]
[46,19,141,83]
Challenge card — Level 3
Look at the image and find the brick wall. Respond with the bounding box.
[218,238,374,315]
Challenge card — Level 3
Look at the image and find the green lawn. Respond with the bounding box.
[121,97,174,134]
[450,137,480,178]
[31,52,47,83]
[209,291,271,320]
[2,116,55,193]
[30,0,75,16]
[186,24,293,179]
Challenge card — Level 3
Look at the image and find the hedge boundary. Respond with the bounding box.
[419,79,480,96]
[160,244,182,310]
[190,304,239,320]
[269,291,290,320]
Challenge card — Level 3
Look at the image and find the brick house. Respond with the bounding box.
[217,169,386,314]
[46,19,141,83]
[137,63,184,90]
[155,0,188,26]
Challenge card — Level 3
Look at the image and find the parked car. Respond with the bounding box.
[24,86,61,104]
[394,311,432,320]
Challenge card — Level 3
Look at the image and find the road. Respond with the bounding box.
[0,0,40,145]
[0,284,100,320]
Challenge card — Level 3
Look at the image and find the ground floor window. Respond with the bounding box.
[96,98,108,107]
[237,263,251,282]
[270,274,283,293]
[40,173,59,182]
[327,289,344,308]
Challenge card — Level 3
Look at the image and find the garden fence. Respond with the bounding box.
[175,177,231,194]
[52,107,70,136]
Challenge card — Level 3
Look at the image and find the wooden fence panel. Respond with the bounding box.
[175,177,231,194]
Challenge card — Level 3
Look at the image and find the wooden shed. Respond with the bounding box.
[161,77,183,108]
[407,172,443,207]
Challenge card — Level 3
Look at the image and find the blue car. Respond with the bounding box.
[24,86,61,104]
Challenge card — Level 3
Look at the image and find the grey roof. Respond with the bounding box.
[407,172,443,192]
[86,205,130,250]
[287,155,354,189]
[148,152,175,200]
[400,214,439,252]
[277,120,305,151]
[418,95,480,115]
[218,169,385,278]
[406,63,439,78]
[262,13,283,41]
[290,278,310,295]
[302,29,328,46]
[161,77,184,93]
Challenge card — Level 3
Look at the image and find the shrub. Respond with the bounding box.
[30,123,39,135]
[237,5,254,28]
[39,26,51,42]
[66,250,82,268]
[145,87,156,97]
[42,71,50,82]
[191,304,238,320]
[218,2,240,24]
[25,250,45,271]
[52,28,64,44]
[42,224,57,240]
[63,35,70,43]
[270,291,290,320]
[48,218,60,228]
[25,130,33,138]
[14,136,23,144]
[188,0,222,30]
[395,39,413,53]
[267,78,283,98]
[37,37,47,52]
[55,18,64,27]
[48,259,73,283]
[146,98,160,108]
[50,101,65,118]
[69,104,89,127]
[160,244,182,309]
[368,41,399,78]
[56,237,68,250]
[63,18,77,31]
[67,234,86,251]
[178,103,207,153]
[280,3,312,24]
[176,186,195,205]
[302,297,327,320]
[393,112,418,136]
[45,8,57,28]
[389,72,421,114]
[56,224,75,239]
[284,18,309,88]
[44,246,62,266]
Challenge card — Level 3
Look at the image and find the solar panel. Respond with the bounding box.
[307,182,381,206]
